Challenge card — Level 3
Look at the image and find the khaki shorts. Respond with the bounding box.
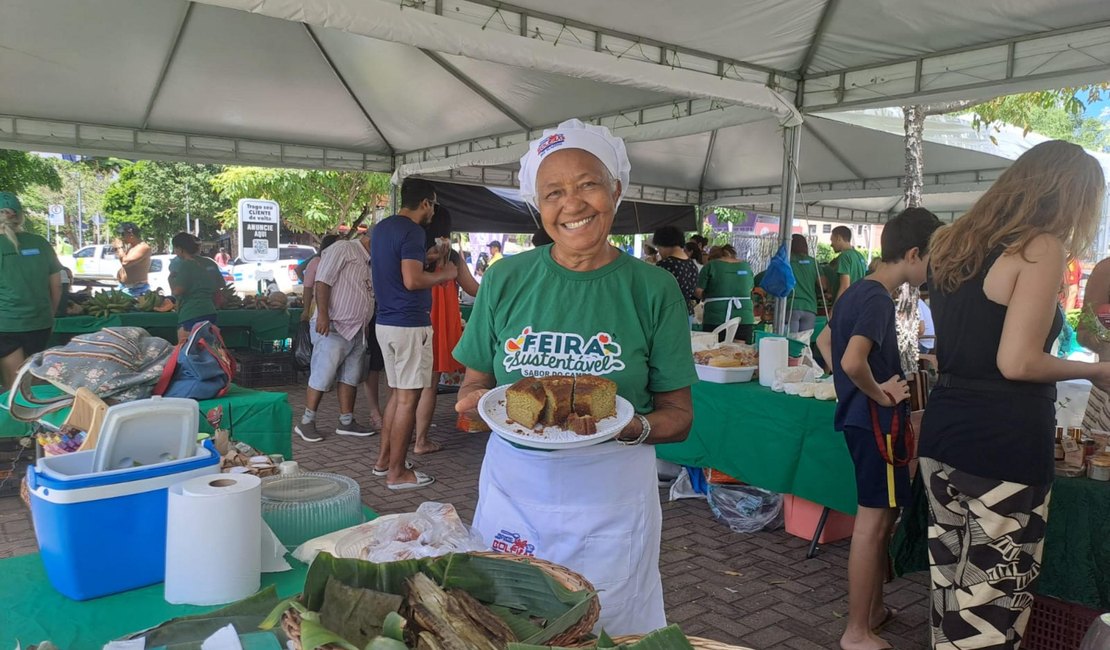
[376,324,434,390]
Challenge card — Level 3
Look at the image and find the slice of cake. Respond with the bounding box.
[572,376,617,419]
[538,375,575,426]
[565,413,598,436]
[505,378,546,428]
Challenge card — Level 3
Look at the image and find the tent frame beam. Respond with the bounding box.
[419,49,533,131]
[797,0,839,75]
[304,24,396,156]
[731,202,964,224]
[141,1,194,130]
[0,114,392,172]
[697,129,719,196]
[448,0,797,87]
[704,168,1005,205]
[801,19,1110,111]
[393,97,767,177]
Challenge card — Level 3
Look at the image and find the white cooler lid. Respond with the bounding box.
[91,397,199,472]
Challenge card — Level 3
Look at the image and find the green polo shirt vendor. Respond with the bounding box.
[168,231,222,343]
[0,191,62,390]
[788,233,820,334]
[453,119,697,636]
[830,225,868,305]
[696,244,756,343]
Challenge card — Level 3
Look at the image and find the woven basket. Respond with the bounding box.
[281,551,600,649]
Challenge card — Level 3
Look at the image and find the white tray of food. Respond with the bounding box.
[693,344,759,384]
[478,376,635,450]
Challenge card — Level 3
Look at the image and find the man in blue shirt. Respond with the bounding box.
[371,178,457,491]
[816,207,942,650]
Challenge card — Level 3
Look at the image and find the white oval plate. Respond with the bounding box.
[477,383,635,450]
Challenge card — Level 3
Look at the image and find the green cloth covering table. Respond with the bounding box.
[0,384,293,460]
[1,507,377,649]
[893,473,1110,611]
[656,381,859,515]
[51,309,293,349]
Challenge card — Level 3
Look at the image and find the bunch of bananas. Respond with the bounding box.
[219,287,243,310]
[136,290,164,312]
[86,290,136,318]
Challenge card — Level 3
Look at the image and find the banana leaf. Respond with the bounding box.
[120,586,287,648]
[303,553,596,646]
[318,577,404,648]
[507,625,696,650]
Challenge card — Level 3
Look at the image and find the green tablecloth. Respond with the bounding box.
[52,310,293,348]
[2,507,377,649]
[2,552,309,649]
[0,384,293,460]
[656,382,858,514]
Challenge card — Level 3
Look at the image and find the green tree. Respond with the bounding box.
[102,161,227,251]
[20,158,114,248]
[965,85,1110,148]
[0,150,61,195]
[210,167,391,243]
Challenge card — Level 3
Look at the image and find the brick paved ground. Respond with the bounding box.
[0,382,930,649]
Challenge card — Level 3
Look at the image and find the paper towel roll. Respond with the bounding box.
[165,473,262,605]
[759,337,789,388]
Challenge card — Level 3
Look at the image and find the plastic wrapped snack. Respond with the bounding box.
[333,502,487,563]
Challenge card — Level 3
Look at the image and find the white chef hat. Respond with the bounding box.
[518,119,631,210]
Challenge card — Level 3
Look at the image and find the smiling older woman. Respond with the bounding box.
[453,120,697,635]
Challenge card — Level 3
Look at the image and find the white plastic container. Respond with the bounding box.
[92,397,199,472]
[695,364,757,384]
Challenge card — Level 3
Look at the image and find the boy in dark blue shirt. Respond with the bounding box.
[816,207,942,650]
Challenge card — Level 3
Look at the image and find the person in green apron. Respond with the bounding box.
[788,234,819,334]
[831,225,868,306]
[696,244,755,343]
[453,119,697,636]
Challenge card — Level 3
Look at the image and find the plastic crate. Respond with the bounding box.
[783,495,855,544]
[235,351,297,388]
[1022,595,1101,650]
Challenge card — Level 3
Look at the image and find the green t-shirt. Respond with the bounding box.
[789,255,819,314]
[169,256,220,324]
[697,259,755,327]
[453,246,697,415]
[0,233,62,332]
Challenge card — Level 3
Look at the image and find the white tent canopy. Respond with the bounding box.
[3,0,1109,208]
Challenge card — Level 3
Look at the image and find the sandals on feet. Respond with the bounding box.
[372,460,414,477]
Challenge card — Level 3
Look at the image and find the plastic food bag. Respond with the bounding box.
[707,485,784,534]
[293,320,313,370]
[333,502,487,563]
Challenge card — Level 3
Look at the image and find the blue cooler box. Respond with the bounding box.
[26,440,219,600]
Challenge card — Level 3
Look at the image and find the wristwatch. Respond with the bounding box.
[618,414,652,445]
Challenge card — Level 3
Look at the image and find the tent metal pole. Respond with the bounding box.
[774,126,801,335]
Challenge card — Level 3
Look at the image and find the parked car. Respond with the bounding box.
[147,254,174,295]
[230,244,316,295]
[59,244,118,279]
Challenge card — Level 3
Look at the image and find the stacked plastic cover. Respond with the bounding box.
[260,472,363,547]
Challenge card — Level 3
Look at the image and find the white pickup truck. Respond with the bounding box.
[58,244,119,279]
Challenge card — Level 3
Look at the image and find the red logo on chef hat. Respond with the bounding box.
[537,134,565,156]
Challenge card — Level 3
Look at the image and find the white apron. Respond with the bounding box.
[473,435,665,636]
[703,295,750,324]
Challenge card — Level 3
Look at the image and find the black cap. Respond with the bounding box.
[117,222,140,237]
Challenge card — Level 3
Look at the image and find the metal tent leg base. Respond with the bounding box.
[806,506,832,559]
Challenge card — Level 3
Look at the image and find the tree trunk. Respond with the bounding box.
[896,106,927,376]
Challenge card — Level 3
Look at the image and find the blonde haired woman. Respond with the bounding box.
[0,192,63,390]
[921,141,1110,649]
